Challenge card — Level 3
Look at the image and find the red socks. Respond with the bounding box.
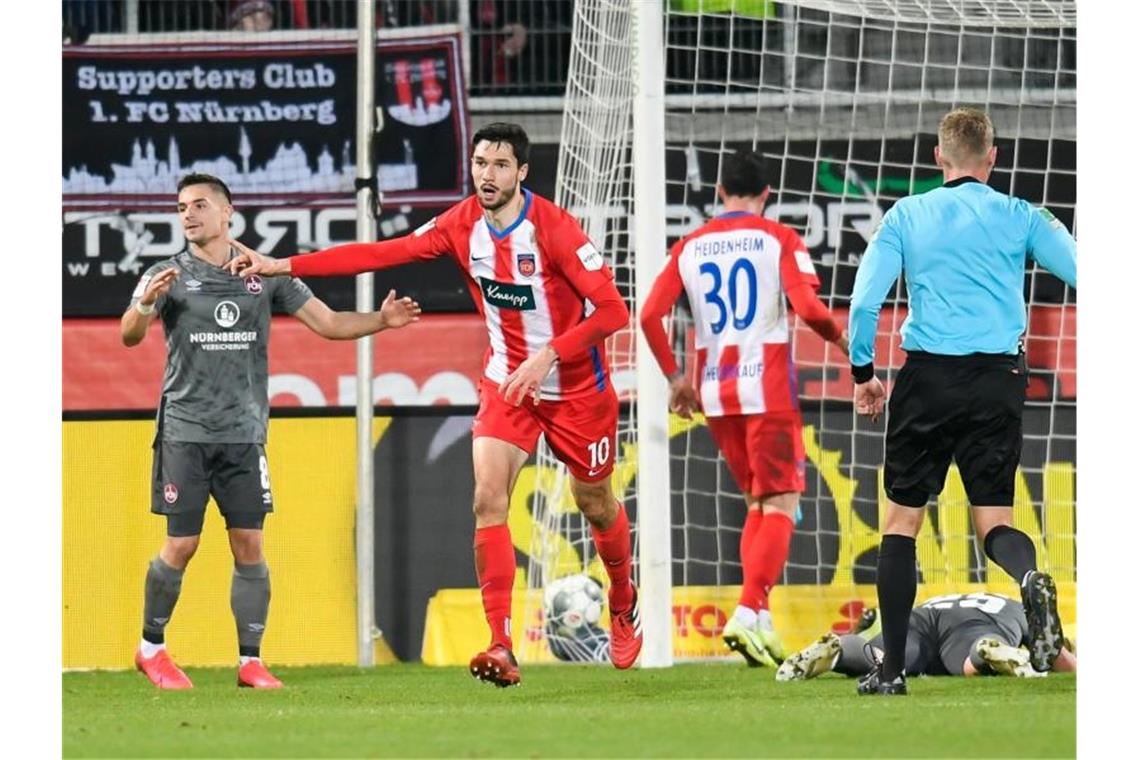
[739,510,795,611]
[474,524,516,650]
[740,508,763,567]
[591,503,634,613]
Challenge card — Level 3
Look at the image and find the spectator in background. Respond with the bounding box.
[472,0,528,89]
[471,1,572,94]
[230,0,275,30]
[63,0,122,41]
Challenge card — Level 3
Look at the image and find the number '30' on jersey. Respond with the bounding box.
[669,212,820,416]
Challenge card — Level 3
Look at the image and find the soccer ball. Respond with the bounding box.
[543,574,605,636]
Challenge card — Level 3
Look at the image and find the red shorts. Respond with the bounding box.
[705,411,806,499]
[472,378,619,482]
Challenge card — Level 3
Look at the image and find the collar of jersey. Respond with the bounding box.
[716,210,756,220]
[943,176,982,188]
[485,189,532,240]
[182,247,238,269]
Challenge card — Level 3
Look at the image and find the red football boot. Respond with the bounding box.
[609,585,643,670]
[135,648,193,690]
[237,658,283,689]
[469,644,521,687]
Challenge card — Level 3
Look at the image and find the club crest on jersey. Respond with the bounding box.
[163,483,178,504]
[245,275,263,295]
[516,252,536,277]
[214,301,240,328]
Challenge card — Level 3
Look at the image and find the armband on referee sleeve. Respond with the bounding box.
[851,363,874,383]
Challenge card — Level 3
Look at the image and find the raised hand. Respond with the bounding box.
[140,267,179,306]
[225,237,290,278]
[379,289,422,330]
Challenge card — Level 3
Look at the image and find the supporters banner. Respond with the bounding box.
[62,30,471,316]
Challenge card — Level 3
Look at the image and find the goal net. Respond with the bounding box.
[522,0,1076,665]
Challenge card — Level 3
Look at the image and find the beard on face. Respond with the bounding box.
[477,180,517,212]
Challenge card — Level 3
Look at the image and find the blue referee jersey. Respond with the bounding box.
[848,176,1077,374]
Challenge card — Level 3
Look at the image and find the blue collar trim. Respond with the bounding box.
[486,189,532,239]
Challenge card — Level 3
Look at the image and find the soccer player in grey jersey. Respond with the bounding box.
[777,592,1077,682]
[123,173,421,689]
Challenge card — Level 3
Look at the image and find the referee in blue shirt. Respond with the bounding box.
[848,107,1077,695]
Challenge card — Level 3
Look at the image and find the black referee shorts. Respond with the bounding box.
[884,350,1026,508]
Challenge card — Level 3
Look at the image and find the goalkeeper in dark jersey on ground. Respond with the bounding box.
[123,173,421,690]
[777,591,1077,682]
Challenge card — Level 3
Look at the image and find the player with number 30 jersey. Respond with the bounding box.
[640,151,849,669]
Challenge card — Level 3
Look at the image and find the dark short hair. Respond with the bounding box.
[719,150,769,197]
[177,173,232,204]
[472,122,530,166]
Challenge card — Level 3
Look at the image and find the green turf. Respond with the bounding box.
[63,664,1075,758]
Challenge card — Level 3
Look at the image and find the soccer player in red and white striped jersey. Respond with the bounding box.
[639,150,849,668]
[228,123,641,684]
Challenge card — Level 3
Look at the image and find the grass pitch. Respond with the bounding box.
[64,663,1074,758]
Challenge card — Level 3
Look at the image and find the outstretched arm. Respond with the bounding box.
[291,290,422,340]
[226,218,451,279]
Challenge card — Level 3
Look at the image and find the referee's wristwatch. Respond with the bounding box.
[851,363,875,383]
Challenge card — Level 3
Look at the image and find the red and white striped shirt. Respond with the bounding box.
[640,212,842,416]
[290,190,625,400]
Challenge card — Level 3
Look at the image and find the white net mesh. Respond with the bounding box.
[526,0,1076,663]
[519,0,639,665]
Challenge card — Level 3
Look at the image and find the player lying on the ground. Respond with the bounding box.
[776,591,1077,682]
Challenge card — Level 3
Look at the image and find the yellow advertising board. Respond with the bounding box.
[63,418,382,669]
[421,582,1077,666]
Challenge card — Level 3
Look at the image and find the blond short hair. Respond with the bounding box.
[938,107,995,167]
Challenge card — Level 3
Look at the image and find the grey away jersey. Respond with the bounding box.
[914,592,1030,650]
[131,250,312,443]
